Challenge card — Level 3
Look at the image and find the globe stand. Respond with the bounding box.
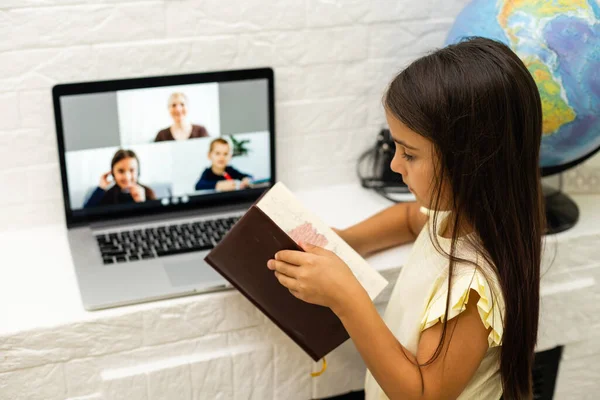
[543,174,579,235]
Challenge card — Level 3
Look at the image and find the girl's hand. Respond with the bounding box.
[216,180,236,191]
[99,171,112,190]
[240,177,252,189]
[130,184,146,202]
[267,242,364,315]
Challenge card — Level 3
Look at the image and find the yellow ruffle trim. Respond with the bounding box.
[420,270,504,347]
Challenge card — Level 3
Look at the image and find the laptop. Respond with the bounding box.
[52,68,276,311]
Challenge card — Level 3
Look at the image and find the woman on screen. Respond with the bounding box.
[154,92,210,141]
[84,149,157,208]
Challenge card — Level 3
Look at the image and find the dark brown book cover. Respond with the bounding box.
[204,205,350,361]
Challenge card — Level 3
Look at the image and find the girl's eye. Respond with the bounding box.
[401,152,414,162]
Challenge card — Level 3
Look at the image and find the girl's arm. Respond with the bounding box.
[337,288,490,400]
[83,187,106,208]
[195,170,217,190]
[338,201,428,256]
[195,179,217,190]
[226,166,252,180]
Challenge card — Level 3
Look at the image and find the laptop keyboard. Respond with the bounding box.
[96,216,241,265]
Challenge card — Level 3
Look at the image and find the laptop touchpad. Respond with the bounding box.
[163,258,225,287]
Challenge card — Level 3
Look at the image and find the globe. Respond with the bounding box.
[446,0,600,174]
[445,0,600,233]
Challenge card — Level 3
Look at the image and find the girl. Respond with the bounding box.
[84,149,157,207]
[267,37,543,399]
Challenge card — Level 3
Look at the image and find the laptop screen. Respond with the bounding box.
[53,69,275,225]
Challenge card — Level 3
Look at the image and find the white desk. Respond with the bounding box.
[1,184,599,400]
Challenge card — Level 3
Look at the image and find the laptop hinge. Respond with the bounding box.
[88,202,253,230]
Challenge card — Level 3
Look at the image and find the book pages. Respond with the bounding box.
[257,182,389,300]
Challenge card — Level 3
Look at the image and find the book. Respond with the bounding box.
[204,182,388,361]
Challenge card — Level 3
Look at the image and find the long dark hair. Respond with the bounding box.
[385,37,544,399]
[111,149,140,175]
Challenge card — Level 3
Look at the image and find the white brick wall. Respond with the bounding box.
[1,0,597,231]
[0,0,467,231]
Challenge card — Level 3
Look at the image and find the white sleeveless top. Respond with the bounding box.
[364,208,505,400]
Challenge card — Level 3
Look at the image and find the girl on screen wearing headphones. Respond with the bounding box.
[267,37,544,400]
[84,149,157,208]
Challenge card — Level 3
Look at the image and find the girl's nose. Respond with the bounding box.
[390,156,406,176]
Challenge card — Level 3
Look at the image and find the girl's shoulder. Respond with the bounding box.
[140,184,156,199]
[424,246,505,347]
